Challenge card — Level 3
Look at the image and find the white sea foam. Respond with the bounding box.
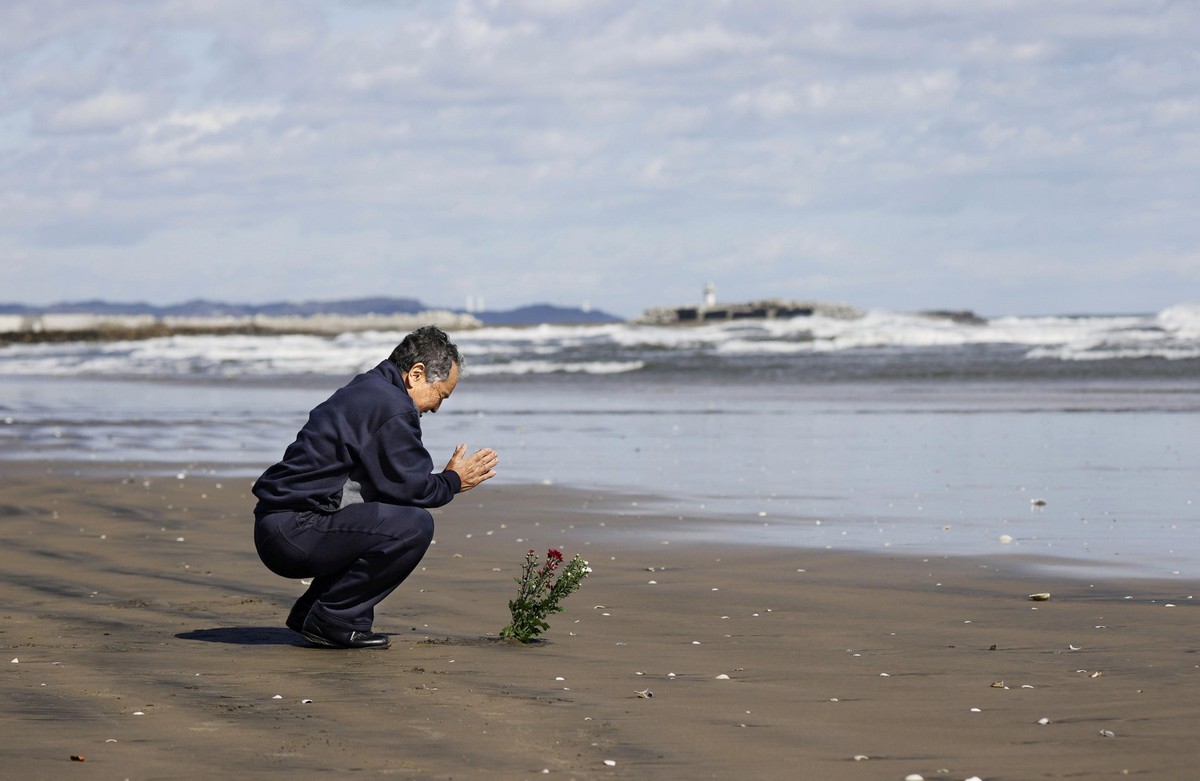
[1,305,1196,377]
[1022,304,1200,361]
[466,360,645,376]
[1157,303,1200,337]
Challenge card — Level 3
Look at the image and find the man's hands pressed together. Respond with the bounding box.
[445,444,499,492]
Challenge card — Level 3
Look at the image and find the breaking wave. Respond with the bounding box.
[1,305,1197,378]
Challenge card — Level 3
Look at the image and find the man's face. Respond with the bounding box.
[404,361,459,415]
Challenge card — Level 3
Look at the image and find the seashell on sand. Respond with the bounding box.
[1028,592,1051,601]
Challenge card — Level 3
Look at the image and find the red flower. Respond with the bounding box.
[548,549,564,562]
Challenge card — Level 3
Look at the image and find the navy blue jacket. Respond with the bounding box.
[252,360,461,514]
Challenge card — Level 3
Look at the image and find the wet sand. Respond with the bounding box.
[1,462,1197,780]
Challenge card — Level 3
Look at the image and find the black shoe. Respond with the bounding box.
[300,614,390,649]
[286,600,315,634]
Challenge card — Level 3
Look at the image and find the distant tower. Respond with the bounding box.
[703,282,716,307]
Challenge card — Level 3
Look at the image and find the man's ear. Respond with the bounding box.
[405,362,426,386]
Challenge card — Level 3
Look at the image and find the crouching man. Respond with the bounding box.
[252,325,498,648]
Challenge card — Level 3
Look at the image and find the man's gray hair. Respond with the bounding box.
[388,325,463,383]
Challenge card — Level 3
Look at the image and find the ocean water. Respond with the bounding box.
[2,306,1198,578]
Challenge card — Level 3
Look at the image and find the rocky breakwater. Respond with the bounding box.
[637,298,863,325]
[0,310,482,343]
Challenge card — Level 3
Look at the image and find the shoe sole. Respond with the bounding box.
[299,629,340,647]
[300,629,389,649]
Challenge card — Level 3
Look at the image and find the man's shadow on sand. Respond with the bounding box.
[178,628,540,647]
[177,627,304,646]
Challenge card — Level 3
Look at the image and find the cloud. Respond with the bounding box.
[628,23,769,66]
[729,86,800,118]
[131,105,282,167]
[41,90,155,133]
[0,0,1197,315]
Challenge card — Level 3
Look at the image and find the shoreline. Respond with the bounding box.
[2,462,1198,779]
[7,457,1195,582]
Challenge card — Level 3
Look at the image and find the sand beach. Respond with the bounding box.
[6,2,1200,776]
[2,461,1197,780]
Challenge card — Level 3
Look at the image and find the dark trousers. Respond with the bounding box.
[254,502,435,632]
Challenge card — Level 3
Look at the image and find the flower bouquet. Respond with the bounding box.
[500,548,591,643]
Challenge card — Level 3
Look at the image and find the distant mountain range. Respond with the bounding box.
[0,297,623,326]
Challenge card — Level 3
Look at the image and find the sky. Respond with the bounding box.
[1,1,1197,319]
